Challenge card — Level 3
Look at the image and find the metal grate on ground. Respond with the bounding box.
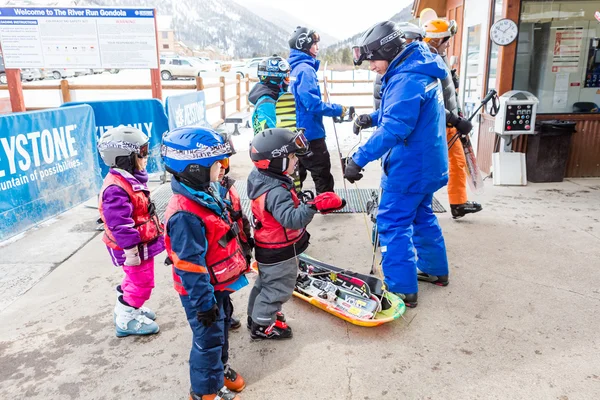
[153,182,445,220]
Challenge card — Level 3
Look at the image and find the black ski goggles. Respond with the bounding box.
[137,142,149,158]
[293,130,310,156]
[352,29,402,66]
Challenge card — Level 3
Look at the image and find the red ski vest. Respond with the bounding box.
[252,186,305,249]
[98,172,163,250]
[226,184,248,243]
[164,194,248,294]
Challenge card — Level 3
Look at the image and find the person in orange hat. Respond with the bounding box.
[423,18,483,219]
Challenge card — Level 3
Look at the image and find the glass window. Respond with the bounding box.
[486,0,503,93]
[162,44,169,49]
[514,0,600,113]
[462,24,482,117]
[161,31,169,39]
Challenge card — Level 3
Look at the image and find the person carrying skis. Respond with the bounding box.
[249,54,291,134]
[423,17,483,219]
[162,126,248,400]
[97,126,164,337]
[287,26,348,194]
[247,128,345,339]
[346,21,450,308]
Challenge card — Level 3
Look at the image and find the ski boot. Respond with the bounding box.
[229,316,242,330]
[115,287,156,320]
[394,293,418,308]
[114,298,160,338]
[250,318,292,340]
[450,201,483,219]
[246,312,286,330]
[190,386,240,400]
[417,273,449,287]
[224,364,245,392]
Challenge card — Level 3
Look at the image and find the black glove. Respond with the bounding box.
[353,114,372,135]
[446,110,473,135]
[196,304,219,327]
[343,159,363,183]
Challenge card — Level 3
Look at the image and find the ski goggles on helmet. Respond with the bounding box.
[218,157,229,169]
[308,31,320,44]
[293,130,310,156]
[137,142,149,158]
[352,29,401,65]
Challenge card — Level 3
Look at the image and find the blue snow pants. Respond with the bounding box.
[180,291,233,396]
[377,191,449,294]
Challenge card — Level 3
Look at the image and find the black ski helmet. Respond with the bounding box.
[250,128,309,175]
[258,54,291,86]
[352,21,406,66]
[288,26,320,53]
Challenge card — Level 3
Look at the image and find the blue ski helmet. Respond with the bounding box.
[161,126,234,188]
[258,55,291,87]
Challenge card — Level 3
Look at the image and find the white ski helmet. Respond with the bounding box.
[97,125,149,167]
[397,22,425,41]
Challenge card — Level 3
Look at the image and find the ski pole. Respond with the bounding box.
[323,75,353,211]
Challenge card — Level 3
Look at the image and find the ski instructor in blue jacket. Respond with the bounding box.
[345,21,450,308]
[288,26,347,194]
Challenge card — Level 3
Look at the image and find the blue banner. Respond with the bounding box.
[0,8,155,18]
[165,91,210,130]
[0,105,101,241]
[62,99,169,176]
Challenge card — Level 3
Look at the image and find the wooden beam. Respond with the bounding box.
[6,69,25,113]
[496,0,521,95]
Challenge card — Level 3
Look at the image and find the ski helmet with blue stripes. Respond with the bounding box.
[161,126,234,189]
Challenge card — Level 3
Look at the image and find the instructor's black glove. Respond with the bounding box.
[353,114,372,135]
[196,304,219,327]
[446,110,473,135]
[343,159,363,183]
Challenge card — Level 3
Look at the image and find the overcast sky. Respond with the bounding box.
[238,0,414,39]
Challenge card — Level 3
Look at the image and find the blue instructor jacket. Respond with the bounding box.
[354,41,449,194]
[288,49,342,141]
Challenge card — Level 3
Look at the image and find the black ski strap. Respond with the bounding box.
[217,223,241,248]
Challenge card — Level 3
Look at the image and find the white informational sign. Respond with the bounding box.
[551,27,583,73]
[0,7,158,69]
[552,72,570,109]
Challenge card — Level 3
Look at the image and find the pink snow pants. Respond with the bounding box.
[121,258,155,308]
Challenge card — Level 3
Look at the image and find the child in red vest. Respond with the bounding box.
[97,126,164,337]
[218,161,254,330]
[162,126,248,400]
[247,128,345,339]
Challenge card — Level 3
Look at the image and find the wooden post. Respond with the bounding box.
[150,9,163,100]
[6,69,25,113]
[236,75,241,112]
[60,80,71,103]
[195,76,204,91]
[219,76,226,121]
[496,0,521,95]
[245,77,250,111]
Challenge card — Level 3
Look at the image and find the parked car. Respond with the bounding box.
[235,59,262,78]
[73,69,90,77]
[88,68,105,75]
[43,68,75,79]
[107,69,120,74]
[160,57,213,80]
[191,58,220,72]
[21,68,42,82]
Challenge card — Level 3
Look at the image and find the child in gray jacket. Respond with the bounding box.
[247,128,345,339]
